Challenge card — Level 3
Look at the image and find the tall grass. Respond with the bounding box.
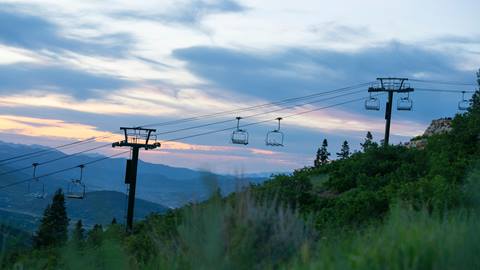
[288,205,480,270]
[4,169,480,269]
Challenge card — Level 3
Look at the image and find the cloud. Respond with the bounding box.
[0,114,116,140]
[308,22,371,42]
[111,0,246,25]
[0,7,133,56]
[173,41,476,121]
[0,63,129,99]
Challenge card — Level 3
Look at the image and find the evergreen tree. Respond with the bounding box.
[33,189,69,248]
[469,68,480,113]
[87,224,104,246]
[111,218,117,225]
[314,139,330,167]
[72,220,85,243]
[337,140,350,159]
[361,131,375,151]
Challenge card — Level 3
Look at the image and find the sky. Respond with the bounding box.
[0,0,479,174]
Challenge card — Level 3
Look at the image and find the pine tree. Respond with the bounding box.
[72,220,85,243]
[469,68,480,113]
[33,189,69,248]
[87,224,104,246]
[361,131,375,151]
[337,140,350,159]
[314,139,330,167]
[111,218,117,225]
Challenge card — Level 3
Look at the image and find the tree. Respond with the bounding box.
[361,131,375,151]
[111,218,117,225]
[72,220,85,243]
[337,140,350,159]
[33,189,69,248]
[87,224,104,246]
[314,139,330,167]
[469,68,480,113]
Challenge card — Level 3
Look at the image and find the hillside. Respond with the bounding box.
[0,190,168,230]
[0,142,265,208]
[3,84,480,269]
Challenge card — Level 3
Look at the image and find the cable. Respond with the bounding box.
[154,88,367,136]
[0,83,371,165]
[162,94,382,143]
[0,151,130,191]
[0,143,112,177]
[0,134,119,167]
[139,82,373,128]
[410,79,477,87]
[415,88,477,93]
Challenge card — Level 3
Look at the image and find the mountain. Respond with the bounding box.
[0,190,168,231]
[0,141,266,228]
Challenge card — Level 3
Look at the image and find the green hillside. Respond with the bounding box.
[3,80,480,269]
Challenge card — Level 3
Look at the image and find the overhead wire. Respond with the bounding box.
[0,142,113,177]
[154,88,367,136]
[0,83,372,164]
[162,93,383,143]
[0,92,377,191]
[409,79,477,87]
[0,150,130,191]
[0,134,119,166]
[0,81,476,191]
[139,82,374,128]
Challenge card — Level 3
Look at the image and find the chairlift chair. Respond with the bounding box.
[397,93,413,111]
[365,93,380,111]
[27,163,46,199]
[458,91,469,111]
[266,118,284,147]
[231,117,249,145]
[66,165,86,199]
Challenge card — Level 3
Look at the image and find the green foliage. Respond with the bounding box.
[360,131,377,151]
[314,139,330,167]
[336,140,350,159]
[5,69,480,269]
[33,189,69,249]
[71,220,84,244]
[289,205,480,270]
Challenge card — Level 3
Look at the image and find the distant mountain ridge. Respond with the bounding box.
[0,141,266,228]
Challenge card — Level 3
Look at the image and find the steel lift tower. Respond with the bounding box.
[112,127,160,232]
[368,78,414,146]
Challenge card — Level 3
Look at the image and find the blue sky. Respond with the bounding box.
[0,0,479,173]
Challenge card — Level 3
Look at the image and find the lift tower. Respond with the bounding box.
[112,127,160,232]
[368,78,414,146]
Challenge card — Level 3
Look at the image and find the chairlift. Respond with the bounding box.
[397,93,413,111]
[365,93,380,111]
[66,165,86,199]
[458,91,469,111]
[27,163,46,199]
[231,117,249,145]
[266,117,284,146]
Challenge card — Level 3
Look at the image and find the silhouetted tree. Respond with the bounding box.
[72,220,85,243]
[111,218,117,225]
[361,131,375,151]
[314,139,330,167]
[337,140,350,159]
[33,189,69,248]
[87,224,103,246]
[469,69,480,113]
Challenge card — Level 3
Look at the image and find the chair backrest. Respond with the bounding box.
[266,130,284,146]
[365,97,380,111]
[397,97,413,111]
[232,130,249,145]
